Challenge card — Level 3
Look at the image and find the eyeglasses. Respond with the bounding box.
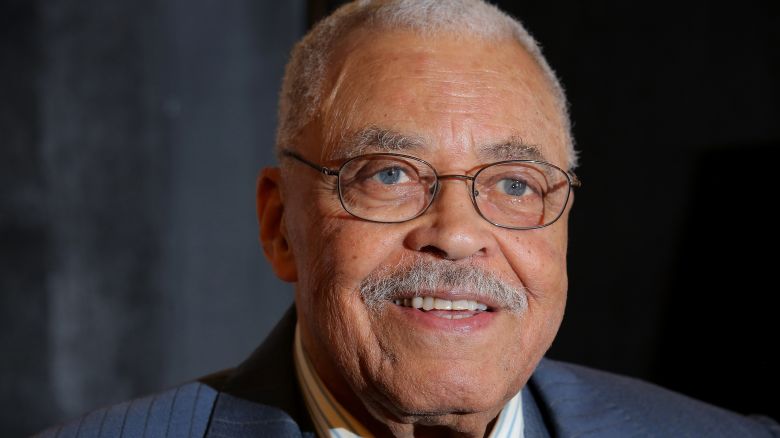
[282,149,580,230]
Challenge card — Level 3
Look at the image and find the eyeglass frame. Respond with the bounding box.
[281,149,581,230]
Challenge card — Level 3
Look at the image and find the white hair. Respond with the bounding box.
[359,257,528,313]
[276,0,578,169]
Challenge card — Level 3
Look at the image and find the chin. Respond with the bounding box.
[361,387,508,436]
[367,364,518,421]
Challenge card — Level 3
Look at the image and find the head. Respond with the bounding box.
[258,0,577,435]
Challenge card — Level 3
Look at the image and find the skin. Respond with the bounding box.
[257,29,573,437]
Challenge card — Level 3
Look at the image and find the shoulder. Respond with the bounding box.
[33,382,218,438]
[531,358,780,437]
[206,391,307,437]
[32,381,308,438]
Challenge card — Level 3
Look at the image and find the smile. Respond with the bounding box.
[391,296,491,319]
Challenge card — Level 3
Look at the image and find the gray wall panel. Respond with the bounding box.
[1,1,303,435]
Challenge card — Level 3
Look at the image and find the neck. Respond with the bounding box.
[366,409,502,438]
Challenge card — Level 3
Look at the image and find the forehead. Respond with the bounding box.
[315,29,567,167]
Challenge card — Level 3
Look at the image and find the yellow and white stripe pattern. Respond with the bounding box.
[293,324,525,438]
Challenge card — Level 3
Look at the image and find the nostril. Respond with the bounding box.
[419,245,448,259]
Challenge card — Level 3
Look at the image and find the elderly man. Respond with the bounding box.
[38,1,778,437]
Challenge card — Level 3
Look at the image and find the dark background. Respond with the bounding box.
[1,0,777,435]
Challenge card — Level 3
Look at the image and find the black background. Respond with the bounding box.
[2,0,778,435]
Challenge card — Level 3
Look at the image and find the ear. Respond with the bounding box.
[257,167,297,282]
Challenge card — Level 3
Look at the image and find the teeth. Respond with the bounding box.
[391,296,490,312]
[452,300,469,310]
[433,298,451,310]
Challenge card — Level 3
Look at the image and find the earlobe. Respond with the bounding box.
[257,168,298,282]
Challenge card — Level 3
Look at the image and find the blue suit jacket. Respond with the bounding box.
[36,308,779,437]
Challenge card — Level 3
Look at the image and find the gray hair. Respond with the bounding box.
[276,0,578,169]
[359,257,528,313]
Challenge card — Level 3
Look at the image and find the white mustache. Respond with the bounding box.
[359,258,528,313]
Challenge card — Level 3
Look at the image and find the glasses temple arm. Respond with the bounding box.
[567,170,582,188]
[282,150,339,176]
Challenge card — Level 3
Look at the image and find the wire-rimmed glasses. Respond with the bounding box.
[282,149,580,230]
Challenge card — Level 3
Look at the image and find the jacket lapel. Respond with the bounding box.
[522,383,553,438]
[206,307,316,435]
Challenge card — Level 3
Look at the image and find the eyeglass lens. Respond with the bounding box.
[337,155,571,229]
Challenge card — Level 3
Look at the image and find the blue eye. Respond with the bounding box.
[499,179,529,196]
[373,167,409,185]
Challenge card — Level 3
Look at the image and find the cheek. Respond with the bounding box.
[499,227,568,330]
[285,187,352,273]
[328,224,410,299]
[296,220,412,385]
[293,210,407,320]
[504,230,567,287]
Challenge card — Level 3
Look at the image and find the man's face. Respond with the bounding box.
[275,30,571,433]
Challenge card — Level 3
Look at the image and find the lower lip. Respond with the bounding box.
[389,304,497,332]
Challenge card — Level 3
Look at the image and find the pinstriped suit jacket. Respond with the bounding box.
[36,308,780,437]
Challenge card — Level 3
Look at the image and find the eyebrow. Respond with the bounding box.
[330,128,547,163]
[331,127,426,159]
[478,139,547,162]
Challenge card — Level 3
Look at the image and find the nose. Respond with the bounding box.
[403,177,494,261]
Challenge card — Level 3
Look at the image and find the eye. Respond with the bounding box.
[372,166,411,185]
[497,178,530,196]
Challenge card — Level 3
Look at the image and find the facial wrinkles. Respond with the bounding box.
[319,31,569,169]
[324,47,525,155]
[364,79,555,169]
[496,226,567,304]
[409,70,513,121]
[320,49,372,159]
[297,218,375,389]
[405,47,548,119]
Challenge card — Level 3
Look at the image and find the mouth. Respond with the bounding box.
[390,295,493,320]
